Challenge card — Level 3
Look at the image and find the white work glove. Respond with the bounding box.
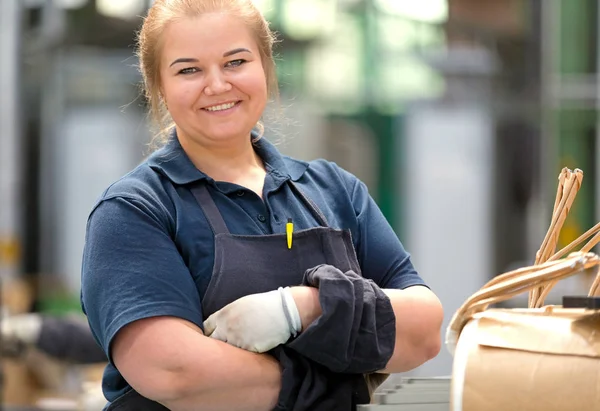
[203,287,302,353]
[1,313,42,345]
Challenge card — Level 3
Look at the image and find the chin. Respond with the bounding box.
[204,127,253,143]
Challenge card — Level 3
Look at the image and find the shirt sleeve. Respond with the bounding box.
[337,167,427,290]
[81,195,204,363]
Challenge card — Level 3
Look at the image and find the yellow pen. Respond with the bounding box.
[286,218,293,249]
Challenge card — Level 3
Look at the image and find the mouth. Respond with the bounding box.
[202,101,241,113]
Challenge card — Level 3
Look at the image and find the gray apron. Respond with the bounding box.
[106,180,362,410]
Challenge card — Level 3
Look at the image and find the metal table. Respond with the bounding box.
[358,376,451,411]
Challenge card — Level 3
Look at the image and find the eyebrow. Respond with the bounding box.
[170,57,199,67]
[169,48,252,67]
[223,47,251,57]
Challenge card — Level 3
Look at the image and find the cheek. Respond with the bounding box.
[163,77,204,107]
[236,69,268,102]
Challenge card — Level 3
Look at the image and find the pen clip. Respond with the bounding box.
[286,218,293,249]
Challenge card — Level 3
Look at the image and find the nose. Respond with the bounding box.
[204,68,232,96]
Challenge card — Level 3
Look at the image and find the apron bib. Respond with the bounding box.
[107,181,361,410]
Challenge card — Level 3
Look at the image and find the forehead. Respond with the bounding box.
[161,13,258,62]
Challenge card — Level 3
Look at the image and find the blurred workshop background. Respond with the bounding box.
[1,0,600,408]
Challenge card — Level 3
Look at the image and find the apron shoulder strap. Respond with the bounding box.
[288,181,329,227]
[191,183,230,235]
[192,180,327,233]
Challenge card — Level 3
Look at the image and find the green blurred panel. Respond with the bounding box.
[38,294,83,316]
[556,110,596,247]
[558,0,595,74]
[276,48,306,92]
[555,0,597,246]
[331,112,398,226]
[365,111,397,225]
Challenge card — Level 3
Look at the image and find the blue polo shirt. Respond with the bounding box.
[80,132,426,402]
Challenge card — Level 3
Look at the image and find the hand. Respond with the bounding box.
[1,313,42,357]
[1,313,42,344]
[203,287,302,353]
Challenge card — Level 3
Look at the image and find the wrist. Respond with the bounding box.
[278,287,302,336]
[289,286,321,331]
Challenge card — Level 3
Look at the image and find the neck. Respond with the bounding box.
[177,128,264,182]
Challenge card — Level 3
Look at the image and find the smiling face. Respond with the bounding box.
[159,12,268,149]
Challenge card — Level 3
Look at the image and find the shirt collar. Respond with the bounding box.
[147,129,309,186]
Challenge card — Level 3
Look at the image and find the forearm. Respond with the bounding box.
[380,287,444,373]
[163,378,279,411]
[290,286,321,330]
[290,283,442,374]
[113,318,281,411]
[161,337,281,411]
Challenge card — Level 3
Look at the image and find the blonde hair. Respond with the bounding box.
[136,0,279,147]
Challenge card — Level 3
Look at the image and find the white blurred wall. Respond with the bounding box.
[400,102,495,377]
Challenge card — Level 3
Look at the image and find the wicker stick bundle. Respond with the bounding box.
[446,168,600,355]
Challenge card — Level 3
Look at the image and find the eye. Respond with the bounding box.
[178,67,199,75]
[225,59,246,68]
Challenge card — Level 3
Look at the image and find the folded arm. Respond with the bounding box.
[339,167,444,372]
[380,286,443,372]
[112,316,281,411]
[289,278,443,374]
[82,198,283,411]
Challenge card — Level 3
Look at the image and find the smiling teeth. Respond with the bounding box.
[205,102,236,112]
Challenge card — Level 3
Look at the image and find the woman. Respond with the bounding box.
[80,0,444,410]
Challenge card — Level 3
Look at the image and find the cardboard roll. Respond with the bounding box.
[451,307,600,411]
[448,168,600,411]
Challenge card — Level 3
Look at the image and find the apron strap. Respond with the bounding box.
[191,180,328,234]
[191,183,230,235]
[288,181,329,227]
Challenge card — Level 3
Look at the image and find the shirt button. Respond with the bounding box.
[257,214,267,223]
[236,190,245,197]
